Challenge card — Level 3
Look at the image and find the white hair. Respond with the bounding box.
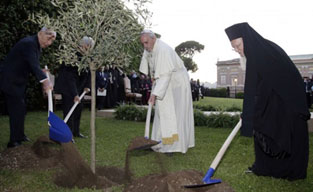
[140,29,156,38]
[40,26,56,37]
[80,36,95,47]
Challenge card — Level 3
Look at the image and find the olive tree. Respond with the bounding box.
[33,0,151,173]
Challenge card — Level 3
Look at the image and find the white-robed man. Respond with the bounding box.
[139,30,195,154]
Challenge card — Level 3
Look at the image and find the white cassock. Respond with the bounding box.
[139,39,195,153]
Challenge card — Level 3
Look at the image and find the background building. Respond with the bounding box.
[216,54,313,97]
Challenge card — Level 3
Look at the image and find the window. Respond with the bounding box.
[221,75,226,84]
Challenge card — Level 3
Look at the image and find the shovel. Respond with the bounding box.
[184,119,242,188]
[127,103,159,151]
[63,90,89,123]
[45,66,72,143]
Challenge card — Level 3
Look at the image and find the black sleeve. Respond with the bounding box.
[22,41,46,81]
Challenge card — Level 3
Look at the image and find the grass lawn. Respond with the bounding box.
[194,97,243,111]
[0,101,312,191]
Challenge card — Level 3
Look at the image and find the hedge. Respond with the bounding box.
[115,105,240,129]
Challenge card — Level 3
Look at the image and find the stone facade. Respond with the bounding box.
[216,54,313,97]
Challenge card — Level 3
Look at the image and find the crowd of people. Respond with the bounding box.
[95,69,205,109]
[303,76,313,108]
[95,68,153,109]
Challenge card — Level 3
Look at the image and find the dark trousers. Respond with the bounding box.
[5,94,26,142]
[96,95,105,110]
[61,94,83,136]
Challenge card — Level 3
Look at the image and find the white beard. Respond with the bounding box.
[240,56,247,71]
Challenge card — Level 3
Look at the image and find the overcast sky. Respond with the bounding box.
[146,0,313,83]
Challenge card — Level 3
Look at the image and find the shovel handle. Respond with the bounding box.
[210,119,242,169]
[64,91,87,123]
[45,65,53,113]
[144,103,153,138]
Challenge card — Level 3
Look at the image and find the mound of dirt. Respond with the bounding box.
[0,136,125,190]
[125,170,234,192]
[0,136,62,170]
[53,142,117,189]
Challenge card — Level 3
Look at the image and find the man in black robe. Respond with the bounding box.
[55,36,92,139]
[225,22,310,180]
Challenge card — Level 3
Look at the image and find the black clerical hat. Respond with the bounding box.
[225,22,248,41]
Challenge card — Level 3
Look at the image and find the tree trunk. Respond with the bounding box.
[89,63,96,173]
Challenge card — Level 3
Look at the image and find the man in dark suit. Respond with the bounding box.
[0,27,56,148]
[55,36,92,139]
[96,66,108,110]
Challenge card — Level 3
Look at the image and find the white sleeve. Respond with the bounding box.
[152,73,171,100]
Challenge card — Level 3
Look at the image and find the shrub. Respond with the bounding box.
[206,113,240,128]
[115,105,240,129]
[193,109,207,126]
[114,105,153,122]
[225,105,242,112]
[193,104,219,111]
[236,92,244,99]
[207,88,227,98]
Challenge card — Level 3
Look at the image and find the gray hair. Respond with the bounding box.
[80,36,95,47]
[40,26,56,37]
[140,29,156,38]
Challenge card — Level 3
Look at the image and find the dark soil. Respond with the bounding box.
[127,136,159,151]
[125,170,234,192]
[0,135,234,192]
[0,136,61,170]
[0,136,124,190]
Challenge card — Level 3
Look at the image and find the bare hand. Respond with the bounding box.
[149,94,156,105]
[42,79,53,93]
[74,95,80,103]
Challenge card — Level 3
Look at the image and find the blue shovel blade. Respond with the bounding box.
[48,111,72,143]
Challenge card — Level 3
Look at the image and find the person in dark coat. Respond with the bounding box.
[55,36,92,139]
[225,22,310,180]
[0,27,56,148]
[96,66,108,110]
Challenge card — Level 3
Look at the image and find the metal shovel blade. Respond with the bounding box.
[183,181,221,188]
[127,136,159,151]
[48,111,73,143]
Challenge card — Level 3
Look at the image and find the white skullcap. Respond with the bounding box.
[140,29,155,36]
[80,36,95,47]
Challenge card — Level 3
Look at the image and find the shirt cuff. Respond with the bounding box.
[40,78,48,83]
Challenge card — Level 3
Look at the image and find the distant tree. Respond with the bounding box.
[33,0,151,173]
[182,57,198,73]
[175,40,204,58]
[175,40,204,72]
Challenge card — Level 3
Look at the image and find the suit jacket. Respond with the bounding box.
[0,35,46,97]
[96,71,108,89]
[55,63,90,98]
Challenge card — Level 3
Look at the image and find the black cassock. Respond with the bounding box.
[225,22,310,180]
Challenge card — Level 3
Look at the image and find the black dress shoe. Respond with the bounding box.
[7,141,22,148]
[245,167,253,174]
[22,136,31,142]
[75,133,87,138]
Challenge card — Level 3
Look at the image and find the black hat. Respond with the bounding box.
[225,22,248,41]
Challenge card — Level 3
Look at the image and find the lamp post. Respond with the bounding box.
[234,78,237,98]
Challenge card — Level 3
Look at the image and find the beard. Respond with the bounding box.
[239,56,247,70]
